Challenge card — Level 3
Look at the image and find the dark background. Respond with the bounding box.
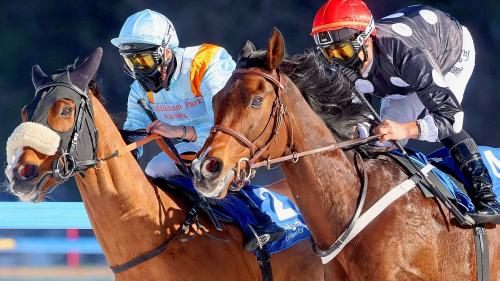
[1,0,499,201]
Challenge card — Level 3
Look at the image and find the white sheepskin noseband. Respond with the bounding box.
[6,122,61,164]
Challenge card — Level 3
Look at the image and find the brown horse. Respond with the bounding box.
[4,48,324,281]
[192,29,500,280]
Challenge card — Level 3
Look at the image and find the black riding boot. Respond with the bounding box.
[235,190,286,251]
[444,134,500,224]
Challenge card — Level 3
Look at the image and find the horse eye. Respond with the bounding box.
[60,107,72,118]
[251,96,263,108]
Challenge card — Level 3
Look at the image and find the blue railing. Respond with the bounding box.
[0,202,91,229]
[0,202,102,254]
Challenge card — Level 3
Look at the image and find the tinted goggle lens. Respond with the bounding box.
[320,42,356,63]
[121,52,156,72]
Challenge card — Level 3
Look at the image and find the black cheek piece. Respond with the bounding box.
[24,71,98,179]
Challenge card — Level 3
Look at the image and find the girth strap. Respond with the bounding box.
[315,162,435,264]
[255,248,273,281]
[313,152,367,260]
[110,206,200,273]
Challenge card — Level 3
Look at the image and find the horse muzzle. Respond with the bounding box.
[5,122,60,202]
[6,164,41,202]
[191,156,235,199]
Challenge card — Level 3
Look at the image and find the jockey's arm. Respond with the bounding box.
[123,82,154,158]
[374,48,462,142]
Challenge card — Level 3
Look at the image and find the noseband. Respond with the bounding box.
[204,68,293,188]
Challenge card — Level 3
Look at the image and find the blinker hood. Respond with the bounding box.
[25,68,98,163]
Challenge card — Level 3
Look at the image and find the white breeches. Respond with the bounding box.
[145,142,201,179]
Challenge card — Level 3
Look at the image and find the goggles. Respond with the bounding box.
[120,51,158,73]
[314,16,375,65]
[318,41,356,64]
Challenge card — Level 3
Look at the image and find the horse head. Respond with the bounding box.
[192,28,294,198]
[5,48,103,202]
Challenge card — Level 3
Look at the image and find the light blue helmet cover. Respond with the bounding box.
[111,9,179,49]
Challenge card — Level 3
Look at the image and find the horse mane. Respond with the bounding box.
[237,50,370,140]
[88,79,103,100]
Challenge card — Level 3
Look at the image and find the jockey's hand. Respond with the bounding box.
[146,120,183,139]
[372,120,419,143]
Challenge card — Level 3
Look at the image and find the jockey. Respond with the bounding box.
[311,0,500,222]
[111,9,284,251]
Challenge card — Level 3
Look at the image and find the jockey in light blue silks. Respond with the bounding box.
[111,9,285,251]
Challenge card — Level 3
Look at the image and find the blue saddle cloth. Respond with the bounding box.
[390,146,500,213]
[166,177,310,255]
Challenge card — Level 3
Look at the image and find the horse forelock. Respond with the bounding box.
[236,50,268,69]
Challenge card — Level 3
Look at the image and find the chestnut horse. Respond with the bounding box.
[4,48,323,281]
[192,29,499,280]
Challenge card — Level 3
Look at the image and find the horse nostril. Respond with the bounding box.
[201,157,222,179]
[14,164,39,181]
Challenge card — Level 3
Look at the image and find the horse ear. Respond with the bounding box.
[32,65,48,90]
[239,40,256,59]
[69,47,103,91]
[266,27,285,70]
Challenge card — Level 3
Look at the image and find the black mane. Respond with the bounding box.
[237,50,370,140]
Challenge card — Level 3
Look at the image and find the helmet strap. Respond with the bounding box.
[352,16,375,52]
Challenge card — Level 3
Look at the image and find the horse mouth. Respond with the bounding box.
[5,164,52,203]
[7,176,40,202]
[195,169,235,199]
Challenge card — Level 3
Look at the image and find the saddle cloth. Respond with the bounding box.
[388,146,500,213]
[159,177,311,255]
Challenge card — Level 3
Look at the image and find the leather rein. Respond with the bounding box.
[201,67,381,188]
[200,67,383,261]
[29,81,206,274]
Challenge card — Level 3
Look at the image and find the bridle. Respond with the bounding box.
[198,66,385,264]
[199,67,380,188]
[26,77,209,274]
[24,77,100,201]
[200,68,294,188]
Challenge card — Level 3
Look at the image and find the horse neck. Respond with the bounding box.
[280,77,360,249]
[74,96,184,265]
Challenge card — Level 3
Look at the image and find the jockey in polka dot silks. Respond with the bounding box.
[311,0,500,222]
[111,9,285,250]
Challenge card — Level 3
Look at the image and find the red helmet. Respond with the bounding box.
[311,0,376,46]
[311,0,375,69]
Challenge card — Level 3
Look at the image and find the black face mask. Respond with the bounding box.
[132,54,176,93]
[344,46,367,73]
[135,67,163,93]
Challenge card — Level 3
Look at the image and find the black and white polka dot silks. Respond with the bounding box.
[360,5,470,141]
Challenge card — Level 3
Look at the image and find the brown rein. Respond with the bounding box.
[251,134,382,169]
[197,68,294,187]
[99,133,195,165]
[201,67,382,187]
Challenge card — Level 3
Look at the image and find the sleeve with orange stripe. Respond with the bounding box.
[189,45,236,145]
